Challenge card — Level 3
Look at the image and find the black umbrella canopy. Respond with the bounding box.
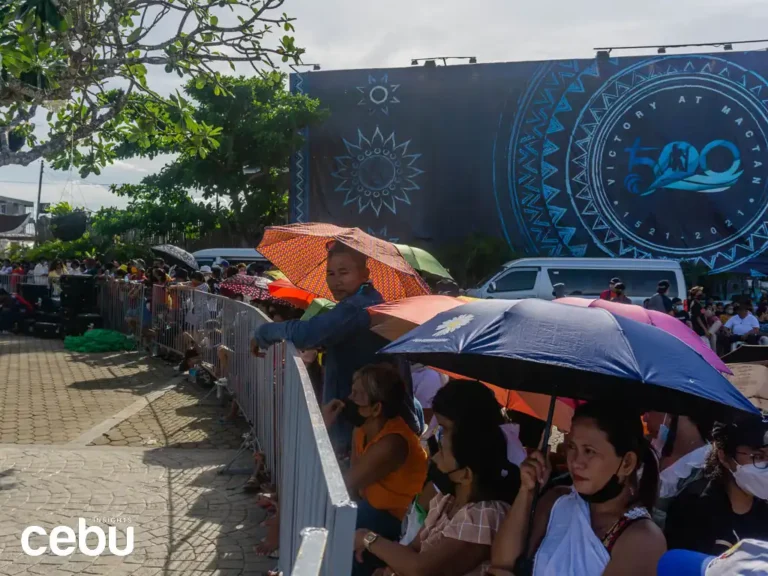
[151,245,199,271]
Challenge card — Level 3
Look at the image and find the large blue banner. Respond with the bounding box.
[290,52,768,274]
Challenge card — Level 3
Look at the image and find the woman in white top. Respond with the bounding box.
[489,402,666,576]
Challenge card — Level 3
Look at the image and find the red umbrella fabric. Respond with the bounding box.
[219,275,272,301]
[267,279,317,310]
[556,297,732,375]
[257,223,430,302]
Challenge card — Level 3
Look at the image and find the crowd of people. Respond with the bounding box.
[3,250,768,575]
[599,277,768,356]
[245,245,768,576]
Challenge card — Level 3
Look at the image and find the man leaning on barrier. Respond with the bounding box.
[250,242,422,453]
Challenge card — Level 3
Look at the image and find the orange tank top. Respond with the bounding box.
[353,416,428,520]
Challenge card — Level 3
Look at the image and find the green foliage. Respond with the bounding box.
[45,200,74,216]
[91,187,224,240]
[112,74,325,238]
[0,0,304,171]
[437,234,520,289]
[2,233,153,264]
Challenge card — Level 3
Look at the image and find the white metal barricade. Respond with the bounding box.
[98,280,146,346]
[0,274,37,294]
[144,285,354,574]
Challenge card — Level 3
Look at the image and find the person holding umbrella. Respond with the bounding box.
[252,241,422,450]
[488,402,666,576]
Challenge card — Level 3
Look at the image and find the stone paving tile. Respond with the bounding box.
[0,336,175,445]
[88,380,250,449]
[0,446,276,575]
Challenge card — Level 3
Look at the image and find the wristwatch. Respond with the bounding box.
[363,531,379,551]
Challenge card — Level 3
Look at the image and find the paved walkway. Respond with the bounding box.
[0,337,174,444]
[89,380,249,449]
[0,336,273,575]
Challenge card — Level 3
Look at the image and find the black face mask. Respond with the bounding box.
[427,461,459,496]
[341,398,368,428]
[577,462,626,504]
[427,435,439,458]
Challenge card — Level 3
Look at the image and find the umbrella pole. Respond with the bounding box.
[521,392,557,566]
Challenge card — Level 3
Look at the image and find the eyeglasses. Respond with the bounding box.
[735,451,768,470]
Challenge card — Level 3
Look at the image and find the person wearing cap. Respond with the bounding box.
[199,265,216,293]
[647,280,674,315]
[610,282,632,305]
[658,538,768,576]
[599,278,621,301]
[664,416,768,555]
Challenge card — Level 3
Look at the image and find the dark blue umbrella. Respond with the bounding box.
[380,298,758,417]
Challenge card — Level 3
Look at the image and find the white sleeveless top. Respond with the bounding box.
[532,490,650,576]
[533,490,610,576]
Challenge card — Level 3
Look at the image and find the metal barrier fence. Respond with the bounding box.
[290,528,329,576]
[98,280,146,345]
[97,284,356,574]
[279,349,356,575]
[0,274,40,294]
[127,284,355,573]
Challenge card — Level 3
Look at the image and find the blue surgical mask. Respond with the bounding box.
[189,368,198,379]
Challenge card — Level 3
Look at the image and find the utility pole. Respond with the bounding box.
[35,159,44,219]
[35,159,44,244]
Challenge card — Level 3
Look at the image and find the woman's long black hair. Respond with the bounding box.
[450,420,520,504]
[574,402,659,510]
[432,379,505,427]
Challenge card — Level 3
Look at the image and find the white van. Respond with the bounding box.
[193,248,269,268]
[466,258,686,305]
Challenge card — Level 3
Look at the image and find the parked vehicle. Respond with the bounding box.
[193,248,269,268]
[466,258,686,305]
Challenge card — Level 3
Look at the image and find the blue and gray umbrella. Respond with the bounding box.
[380,298,758,418]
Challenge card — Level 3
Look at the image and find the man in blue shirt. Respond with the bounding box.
[251,242,421,450]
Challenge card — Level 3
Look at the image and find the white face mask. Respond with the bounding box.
[732,463,768,500]
[651,414,671,456]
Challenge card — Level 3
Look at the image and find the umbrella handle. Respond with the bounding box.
[520,393,557,570]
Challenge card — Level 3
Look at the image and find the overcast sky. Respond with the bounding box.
[2,0,767,211]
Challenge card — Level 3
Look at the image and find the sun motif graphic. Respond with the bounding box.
[332,127,424,216]
[433,314,474,337]
[357,74,400,115]
[367,226,400,243]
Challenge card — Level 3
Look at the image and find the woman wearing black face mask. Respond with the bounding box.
[399,379,522,546]
[323,363,428,576]
[489,402,666,576]
[353,420,520,576]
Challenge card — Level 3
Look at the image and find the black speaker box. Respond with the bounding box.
[34,322,60,339]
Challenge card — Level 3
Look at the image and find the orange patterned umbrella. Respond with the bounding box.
[257,223,430,302]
